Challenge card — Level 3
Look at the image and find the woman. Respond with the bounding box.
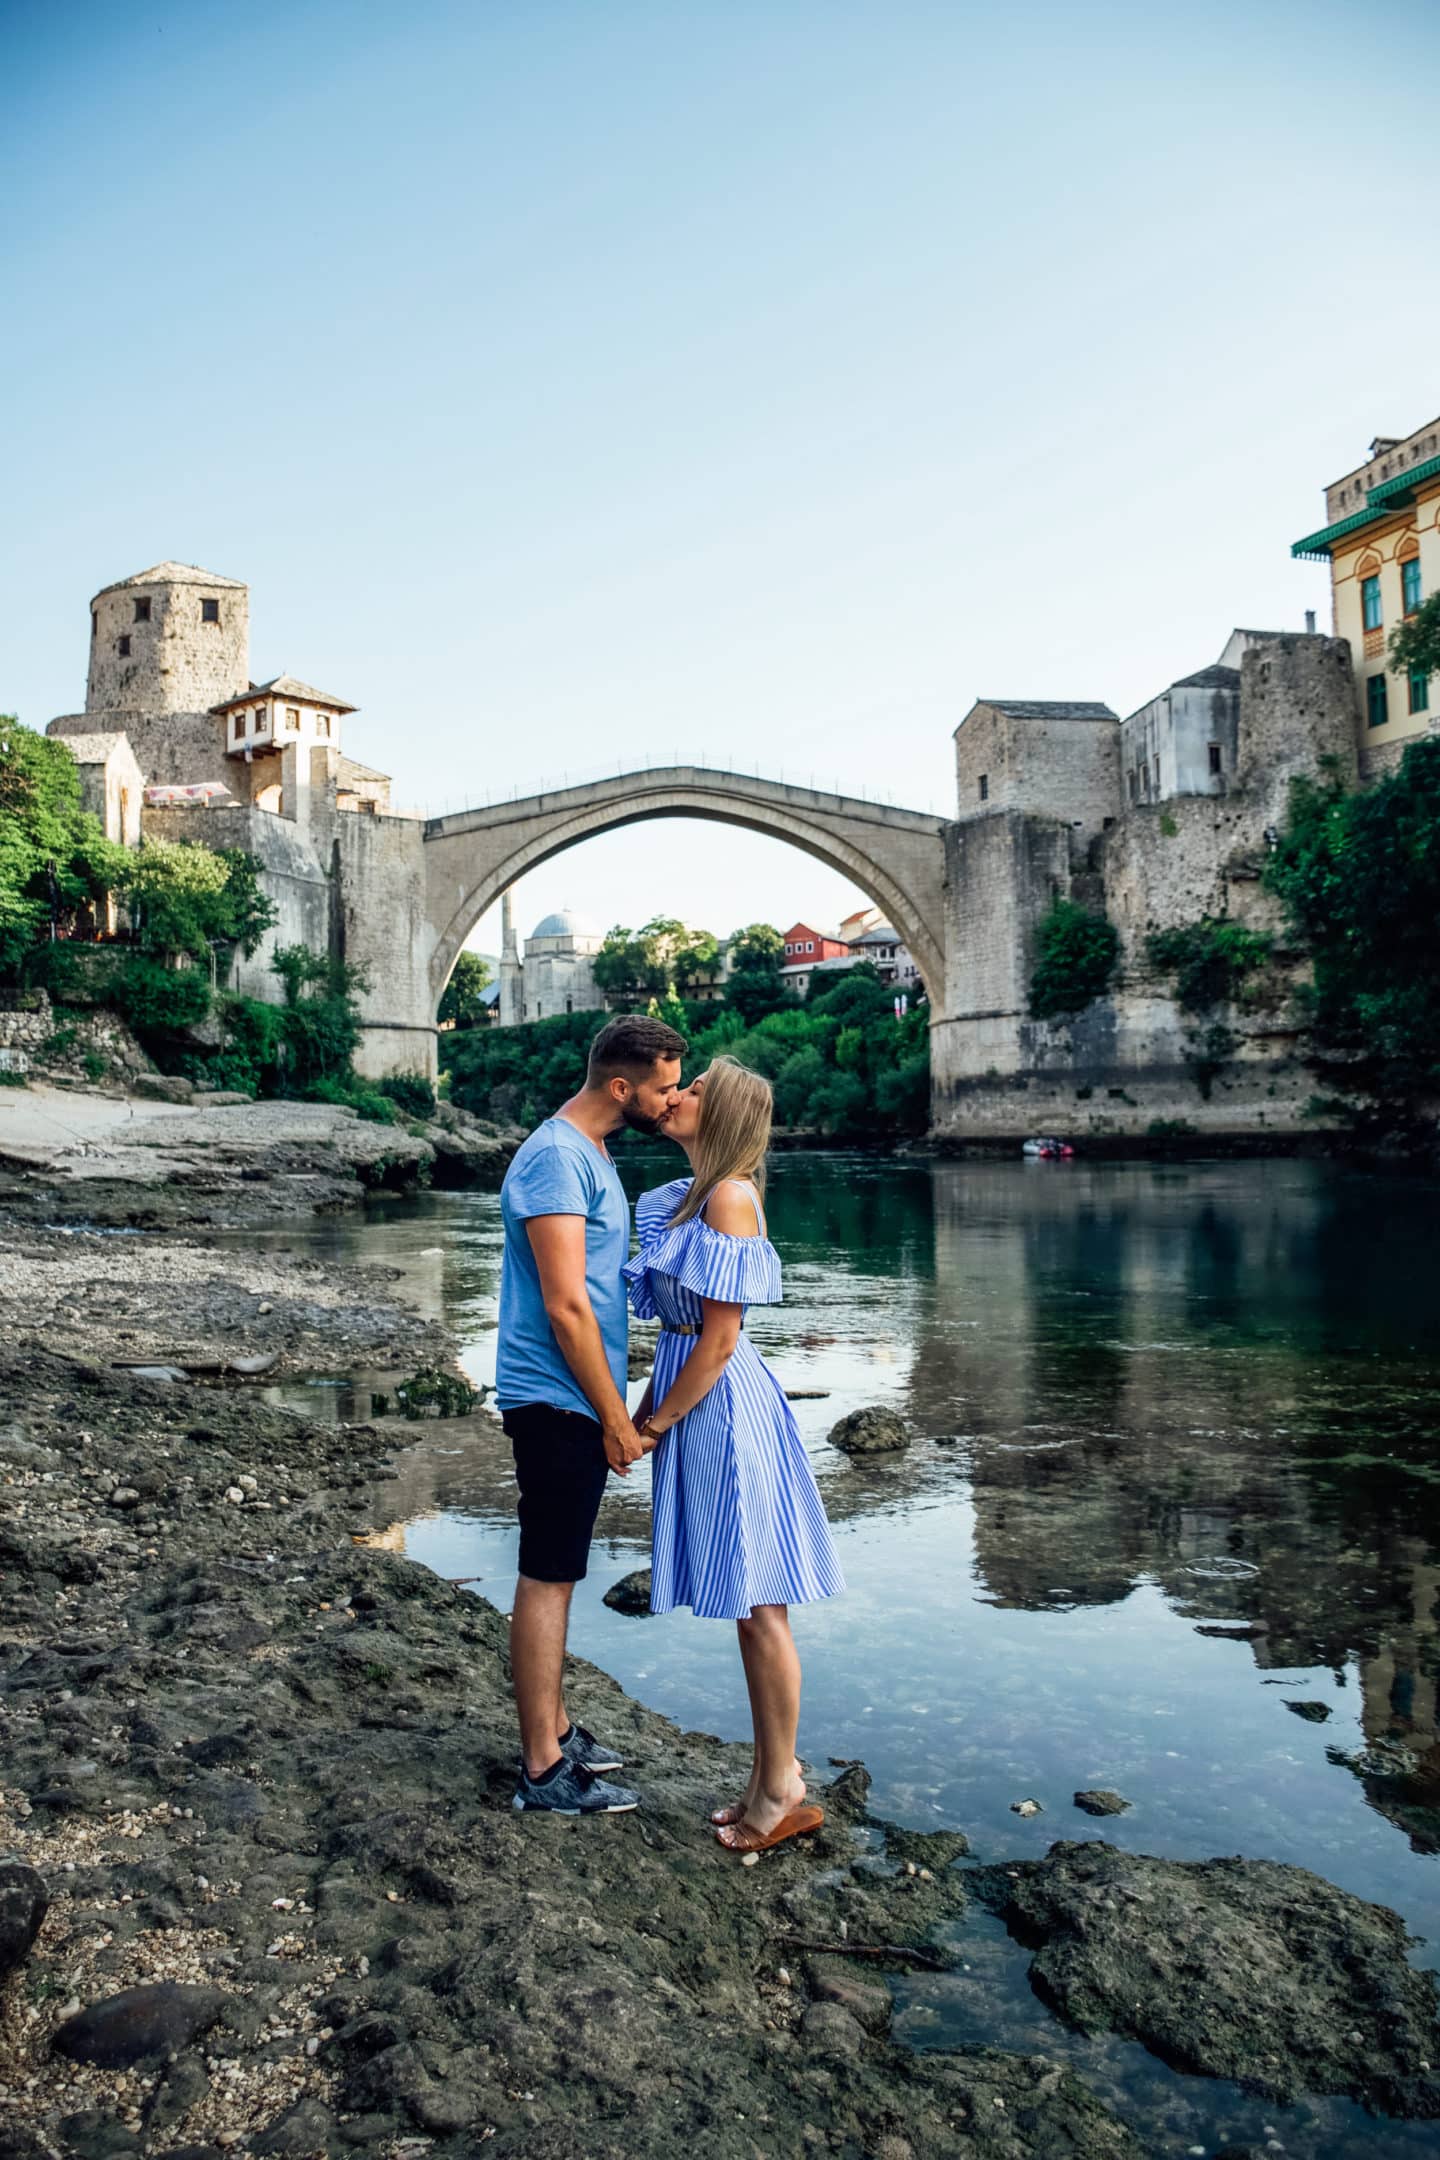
[624,1054,845,1854]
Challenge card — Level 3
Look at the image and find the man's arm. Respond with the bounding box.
[525,1213,645,1476]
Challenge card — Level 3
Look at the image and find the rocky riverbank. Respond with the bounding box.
[2,1121,1438,2159]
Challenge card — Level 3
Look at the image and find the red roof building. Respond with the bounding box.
[781,921,849,962]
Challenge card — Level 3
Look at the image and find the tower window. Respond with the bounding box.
[285,707,300,729]
[1361,575,1382,632]
[201,598,220,624]
[1366,673,1389,729]
[91,612,97,637]
[1410,671,1430,716]
[1208,743,1222,775]
[117,634,131,657]
[133,597,151,622]
[978,773,989,801]
[1402,557,1423,616]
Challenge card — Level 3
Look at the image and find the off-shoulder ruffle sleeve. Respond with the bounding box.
[623,1184,782,1317]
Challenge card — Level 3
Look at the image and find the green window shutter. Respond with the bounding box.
[1409,670,1430,716]
[1362,575,1383,630]
[1367,673,1389,728]
[1402,558,1423,615]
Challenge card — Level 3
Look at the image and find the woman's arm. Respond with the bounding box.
[639,1182,757,1439]
[639,1296,743,1438]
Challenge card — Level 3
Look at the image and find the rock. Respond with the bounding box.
[603,1567,652,1615]
[1011,1797,1043,1817]
[133,1074,194,1104]
[973,1840,1440,2115]
[53,1981,230,2066]
[800,2001,867,2055]
[1285,1699,1333,1722]
[107,1486,141,1509]
[55,2114,140,2160]
[0,1857,49,1976]
[252,2098,338,2154]
[827,1405,912,1456]
[1073,1789,1131,1816]
[807,1960,892,2035]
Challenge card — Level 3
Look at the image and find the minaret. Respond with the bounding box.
[499,890,523,1027]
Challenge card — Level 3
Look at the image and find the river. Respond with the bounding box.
[255,1150,1440,2157]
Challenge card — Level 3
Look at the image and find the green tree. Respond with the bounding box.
[1145,918,1273,1013]
[1265,737,1440,1120]
[0,717,125,976]
[120,838,275,962]
[438,949,494,1029]
[726,921,789,1023]
[1027,899,1120,1020]
[1389,590,1440,683]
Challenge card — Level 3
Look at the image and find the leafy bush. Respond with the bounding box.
[1146,919,1273,1012]
[113,956,212,1035]
[1028,899,1120,1020]
[304,1074,399,1123]
[1264,737,1440,1118]
[377,1071,437,1120]
[120,838,275,961]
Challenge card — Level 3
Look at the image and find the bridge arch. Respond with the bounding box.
[422,765,949,1018]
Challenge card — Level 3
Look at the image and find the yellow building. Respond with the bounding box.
[1292,416,1440,776]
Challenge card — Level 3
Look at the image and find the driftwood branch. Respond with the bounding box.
[777,1934,950,1971]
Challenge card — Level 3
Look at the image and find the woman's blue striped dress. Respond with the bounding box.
[623,1176,845,1621]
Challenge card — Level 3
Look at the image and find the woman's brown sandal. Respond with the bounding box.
[716,1804,824,1853]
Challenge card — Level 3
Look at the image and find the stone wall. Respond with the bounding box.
[49,710,235,792]
[954,704,1120,840]
[332,808,437,1080]
[0,993,155,1084]
[931,635,1358,1144]
[142,806,334,1002]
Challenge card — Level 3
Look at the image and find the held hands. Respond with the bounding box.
[602,1418,649,1477]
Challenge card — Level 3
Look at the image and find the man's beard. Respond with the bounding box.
[620,1103,669,1137]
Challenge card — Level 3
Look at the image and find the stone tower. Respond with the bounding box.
[498,891,523,1027]
[87,562,249,717]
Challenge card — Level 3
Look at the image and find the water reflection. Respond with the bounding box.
[247,1155,1440,2153]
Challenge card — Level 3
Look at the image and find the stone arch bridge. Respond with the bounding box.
[346,767,951,1076]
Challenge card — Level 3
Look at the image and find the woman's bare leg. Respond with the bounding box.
[711,1616,804,1823]
[717,1605,807,1843]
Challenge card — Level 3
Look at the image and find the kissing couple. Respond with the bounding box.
[495,1014,844,1853]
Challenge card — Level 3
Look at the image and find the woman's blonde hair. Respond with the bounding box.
[669,1054,772,1226]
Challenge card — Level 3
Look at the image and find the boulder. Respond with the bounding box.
[0,1857,49,1976]
[800,2001,867,2056]
[53,1981,230,2066]
[1073,1789,1131,1816]
[827,1405,912,1456]
[974,1840,1440,2115]
[132,1074,194,1104]
[603,1568,652,1615]
[807,1959,892,2035]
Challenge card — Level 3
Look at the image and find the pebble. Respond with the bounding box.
[238,1474,259,1493]
[224,1486,244,1505]
[107,1487,141,1509]
[741,1851,759,1868]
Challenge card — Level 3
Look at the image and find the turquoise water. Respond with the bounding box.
[257,1152,1440,2156]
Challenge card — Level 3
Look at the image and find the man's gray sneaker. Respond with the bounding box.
[561,1721,625,1774]
[513,1758,639,1815]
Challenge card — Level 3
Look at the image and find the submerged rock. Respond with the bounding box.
[0,1858,49,1976]
[603,1567,652,1615]
[1285,1699,1332,1723]
[1073,1789,1131,1816]
[828,1405,912,1456]
[974,1840,1440,2115]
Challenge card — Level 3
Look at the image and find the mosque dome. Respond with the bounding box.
[529,906,599,941]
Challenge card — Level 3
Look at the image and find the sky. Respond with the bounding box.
[4,0,1439,956]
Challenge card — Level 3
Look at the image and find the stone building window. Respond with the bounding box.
[316,715,331,737]
[978,773,989,801]
[285,707,300,729]
[133,597,151,622]
[1409,671,1430,716]
[201,598,220,624]
[1208,743,1222,775]
[1361,575,1383,632]
[117,634,131,657]
[231,717,243,744]
[1367,674,1389,729]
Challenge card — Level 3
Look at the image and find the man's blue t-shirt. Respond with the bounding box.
[495,1118,630,1421]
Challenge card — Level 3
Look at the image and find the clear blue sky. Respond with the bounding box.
[5,0,1438,953]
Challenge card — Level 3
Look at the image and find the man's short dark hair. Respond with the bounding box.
[587,1014,687,1083]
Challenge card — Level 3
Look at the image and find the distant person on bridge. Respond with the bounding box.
[498,1014,685,1816]
[626,1055,845,1853]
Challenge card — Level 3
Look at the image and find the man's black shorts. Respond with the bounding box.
[502,1402,609,1583]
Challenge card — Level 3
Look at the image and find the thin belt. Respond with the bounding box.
[660,1322,701,1337]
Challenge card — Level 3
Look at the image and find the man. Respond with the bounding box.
[497,1013,686,1815]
